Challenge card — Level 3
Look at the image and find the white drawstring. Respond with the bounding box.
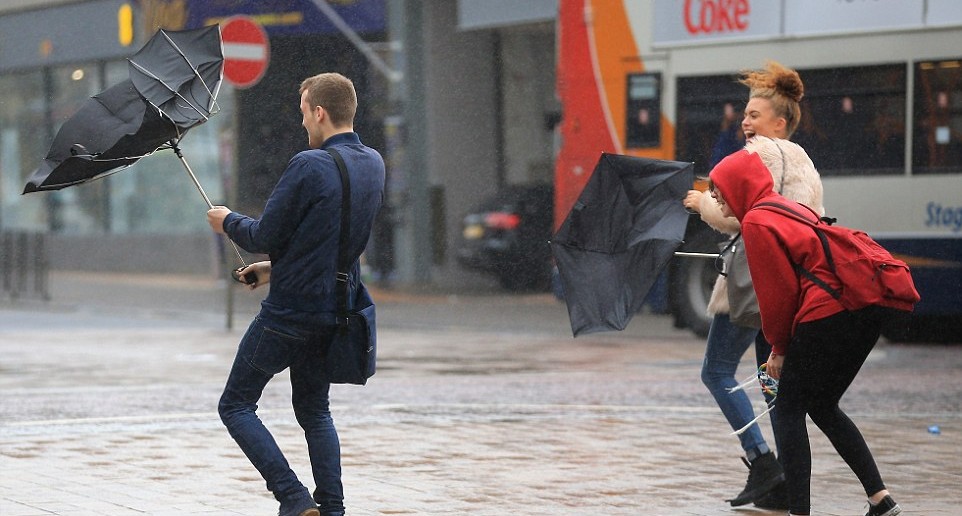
[732,400,776,436]
[728,365,778,435]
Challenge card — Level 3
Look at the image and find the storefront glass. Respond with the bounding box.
[0,59,235,235]
[0,70,46,231]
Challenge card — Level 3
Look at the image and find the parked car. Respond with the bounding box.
[456,183,554,291]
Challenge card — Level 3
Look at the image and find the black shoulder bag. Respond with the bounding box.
[323,148,377,385]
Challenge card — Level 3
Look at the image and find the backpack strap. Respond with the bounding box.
[328,148,352,330]
[751,201,843,301]
[754,201,818,225]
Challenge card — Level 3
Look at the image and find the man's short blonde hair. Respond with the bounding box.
[299,73,357,127]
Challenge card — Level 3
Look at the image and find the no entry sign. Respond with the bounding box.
[221,16,270,89]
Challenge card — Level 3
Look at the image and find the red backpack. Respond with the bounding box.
[753,202,921,313]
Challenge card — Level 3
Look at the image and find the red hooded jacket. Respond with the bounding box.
[709,150,844,354]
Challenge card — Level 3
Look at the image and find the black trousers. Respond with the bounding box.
[774,306,894,515]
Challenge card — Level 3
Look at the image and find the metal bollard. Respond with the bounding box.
[15,231,28,298]
[1,232,10,295]
[34,233,50,301]
[0,230,51,301]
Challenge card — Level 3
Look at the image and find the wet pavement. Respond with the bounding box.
[1,272,961,515]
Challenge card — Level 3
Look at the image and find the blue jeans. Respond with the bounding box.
[219,316,344,516]
[701,314,771,459]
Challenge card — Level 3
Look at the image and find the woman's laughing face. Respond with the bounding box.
[742,97,787,140]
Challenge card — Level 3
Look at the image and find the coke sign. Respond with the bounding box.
[653,0,779,45]
[684,0,750,35]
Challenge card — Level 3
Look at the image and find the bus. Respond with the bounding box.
[555,0,962,341]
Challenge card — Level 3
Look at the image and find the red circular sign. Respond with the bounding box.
[220,16,270,89]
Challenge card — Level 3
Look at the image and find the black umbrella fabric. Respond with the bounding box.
[128,25,223,132]
[23,26,223,199]
[22,26,247,267]
[23,80,178,193]
[551,153,693,336]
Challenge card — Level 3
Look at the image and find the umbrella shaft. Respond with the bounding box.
[227,240,247,268]
[674,252,721,259]
[173,144,246,267]
[180,157,214,208]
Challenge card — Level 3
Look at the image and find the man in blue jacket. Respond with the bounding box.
[207,72,385,516]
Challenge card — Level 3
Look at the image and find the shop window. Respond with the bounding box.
[0,70,48,231]
[913,59,962,175]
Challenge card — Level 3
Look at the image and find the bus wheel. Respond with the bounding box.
[669,251,716,338]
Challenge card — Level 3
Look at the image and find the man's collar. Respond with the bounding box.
[320,131,359,148]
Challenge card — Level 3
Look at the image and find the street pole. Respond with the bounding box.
[224,95,240,331]
[392,0,433,284]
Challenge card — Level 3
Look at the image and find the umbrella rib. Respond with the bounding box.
[161,30,220,115]
[35,164,134,190]
[128,58,210,123]
[71,146,164,162]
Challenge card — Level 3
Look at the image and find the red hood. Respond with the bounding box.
[708,150,777,221]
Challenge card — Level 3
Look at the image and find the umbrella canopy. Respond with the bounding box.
[128,25,223,131]
[23,79,178,193]
[551,153,693,336]
[24,26,224,196]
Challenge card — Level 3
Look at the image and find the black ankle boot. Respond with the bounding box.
[754,481,790,510]
[727,452,785,506]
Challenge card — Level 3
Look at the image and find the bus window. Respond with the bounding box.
[626,73,661,148]
[792,64,906,177]
[913,59,962,175]
[675,74,747,177]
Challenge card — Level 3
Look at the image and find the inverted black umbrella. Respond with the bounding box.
[22,26,246,267]
[22,79,178,193]
[127,25,224,209]
[128,25,222,132]
[551,153,693,336]
[23,27,223,195]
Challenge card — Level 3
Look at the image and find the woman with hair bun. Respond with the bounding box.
[683,60,819,510]
[740,60,805,140]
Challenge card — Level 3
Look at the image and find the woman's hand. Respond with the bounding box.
[766,352,785,380]
[237,261,272,290]
[683,190,704,214]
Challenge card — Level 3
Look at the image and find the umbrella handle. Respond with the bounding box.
[172,142,247,268]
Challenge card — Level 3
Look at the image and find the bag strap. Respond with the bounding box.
[328,148,352,329]
[754,136,787,194]
[752,201,842,300]
[715,232,742,277]
[772,139,787,195]
[754,201,819,225]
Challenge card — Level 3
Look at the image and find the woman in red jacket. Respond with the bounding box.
[707,149,903,516]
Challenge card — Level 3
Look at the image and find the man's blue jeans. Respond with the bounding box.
[219,316,344,516]
[701,313,771,459]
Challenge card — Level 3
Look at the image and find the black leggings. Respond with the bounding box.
[774,306,893,515]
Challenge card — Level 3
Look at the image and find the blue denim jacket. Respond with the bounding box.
[223,132,385,328]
